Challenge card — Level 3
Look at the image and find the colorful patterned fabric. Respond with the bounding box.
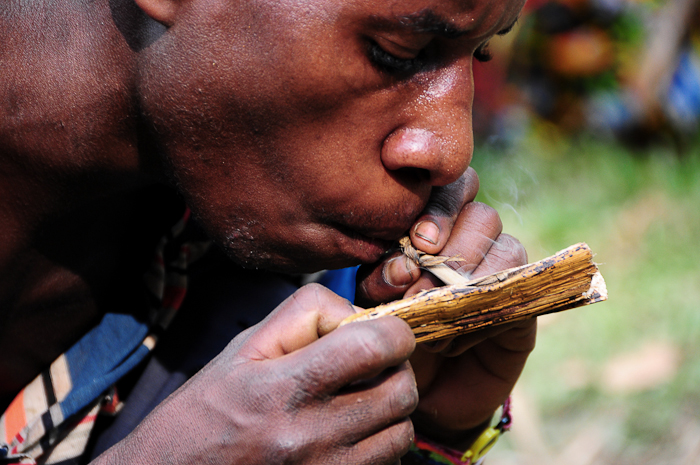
[0,209,209,465]
[0,208,497,465]
[405,438,472,465]
[474,0,700,142]
[403,397,512,465]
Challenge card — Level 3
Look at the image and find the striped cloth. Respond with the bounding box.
[0,206,491,465]
[0,209,209,465]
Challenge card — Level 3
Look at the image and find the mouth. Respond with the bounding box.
[331,223,402,263]
[323,194,427,264]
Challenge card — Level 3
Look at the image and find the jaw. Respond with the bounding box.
[209,210,410,275]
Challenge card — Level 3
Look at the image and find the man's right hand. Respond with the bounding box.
[98,284,418,465]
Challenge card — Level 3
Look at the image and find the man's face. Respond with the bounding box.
[139,0,524,272]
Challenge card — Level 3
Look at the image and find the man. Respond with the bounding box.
[0,0,535,463]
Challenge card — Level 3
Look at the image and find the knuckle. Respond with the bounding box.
[350,320,414,367]
[425,181,468,217]
[354,324,393,362]
[426,192,460,217]
[387,418,415,463]
[390,372,419,416]
[497,234,528,267]
[290,353,333,403]
[264,431,305,464]
[298,282,332,300]
[355,272,384,306]
[464,166,480,191]
[291,282,354,322]
[470,201,502,229]
[288,283,325,315]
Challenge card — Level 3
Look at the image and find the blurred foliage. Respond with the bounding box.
[474,0,700,150]
[472,133,700,463]
[468,2,700,461]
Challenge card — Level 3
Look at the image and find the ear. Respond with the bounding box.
[133,0,180,27]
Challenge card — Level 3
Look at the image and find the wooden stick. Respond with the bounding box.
[340,243,607,343]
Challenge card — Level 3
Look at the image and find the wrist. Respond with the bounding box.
[406,397,512,465]
[412,415,492,451]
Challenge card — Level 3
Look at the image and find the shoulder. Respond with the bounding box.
[1,0,138,168]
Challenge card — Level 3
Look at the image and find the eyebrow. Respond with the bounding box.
[374,9,518,39]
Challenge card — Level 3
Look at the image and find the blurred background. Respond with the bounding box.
[469,0,700,463]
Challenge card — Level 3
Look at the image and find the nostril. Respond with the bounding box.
[415,168,431,182]
[392,166,431,184]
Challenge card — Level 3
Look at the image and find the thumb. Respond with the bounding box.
[238,283,359,359]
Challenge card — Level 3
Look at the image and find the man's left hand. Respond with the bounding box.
[354,167,537,447]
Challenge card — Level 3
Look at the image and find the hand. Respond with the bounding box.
[355,167,537,447]
[99,285,418,465]
[355,167,482,306]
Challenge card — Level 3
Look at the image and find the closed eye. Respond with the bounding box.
[367,15,518,75]
[368,39,494,75]
[367,40,427,75]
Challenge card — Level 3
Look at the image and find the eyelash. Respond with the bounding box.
[367,41,427,75]
[473,43,493,62]
[368,40,494,75]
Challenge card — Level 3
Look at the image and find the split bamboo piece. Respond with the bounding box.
[340,242,607,343]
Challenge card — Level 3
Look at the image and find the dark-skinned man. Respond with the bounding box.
[0,0,535,463]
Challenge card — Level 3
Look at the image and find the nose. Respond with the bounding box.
[380,66,474,187]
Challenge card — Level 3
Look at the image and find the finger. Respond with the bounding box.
[411,324,517,394]
[404,201,503,297]
[409,344,445,392]
[328,361,418,443]
[239,283,357,359]
[431,321,527,357]
[282,315,416,395]
[416,321,536,430]
[469,233,528,279]
[279,348,417,463]
[346,417,414,465]
[409,167,480,255]
[411,327,515,390]
[418,338,454,354]
[443,202,504,277]
[418,235,528,357]
[355,252,421,308]
[471,319,537,380]
[415,357,511,430]
[355,168,481,308]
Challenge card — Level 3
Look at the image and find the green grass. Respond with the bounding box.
[471,134,700,461]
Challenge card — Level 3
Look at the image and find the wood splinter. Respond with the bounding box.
[340,241,608,343]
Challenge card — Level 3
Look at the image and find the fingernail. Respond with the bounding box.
[414,221,439,245]
[382,256,419,287]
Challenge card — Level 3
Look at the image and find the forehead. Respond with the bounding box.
[268,0,525,35]
[373,0,520,20]
[345,0,525,33]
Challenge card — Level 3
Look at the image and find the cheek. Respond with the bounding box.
[137,5,435,267]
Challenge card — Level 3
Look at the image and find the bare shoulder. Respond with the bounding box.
[0,0,145,245]
[1,0,138,172]
[0,1,154,392]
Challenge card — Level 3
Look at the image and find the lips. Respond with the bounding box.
[328,206,423,264]
[333,222,398,247]
[317,186,428,263]
[324,222,395,263]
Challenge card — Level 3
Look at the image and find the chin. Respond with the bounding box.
[219,238,370,275]
[211,215,399,274]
